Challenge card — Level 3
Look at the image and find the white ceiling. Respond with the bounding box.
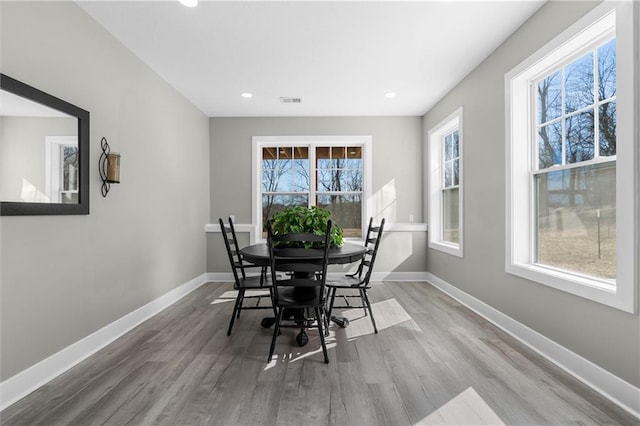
[77,0,544,117]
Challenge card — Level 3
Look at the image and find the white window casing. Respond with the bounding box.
[252,135,372,243]
[505,2,637,313]
[428,106,464,257]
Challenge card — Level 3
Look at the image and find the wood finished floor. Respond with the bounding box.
[1,281,637,426]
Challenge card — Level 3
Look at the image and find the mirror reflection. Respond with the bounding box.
[0,89,79,204]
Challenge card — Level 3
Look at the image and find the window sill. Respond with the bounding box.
[428,241,463,258]
[506,262,633,313]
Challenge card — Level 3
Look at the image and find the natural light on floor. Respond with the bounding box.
[214,291,511,425]
[210,289,270,305]
[342,297,416,339]
[414,387,505,426]
[262,297,416,369]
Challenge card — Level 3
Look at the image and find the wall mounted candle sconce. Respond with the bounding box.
[99,137,120,197]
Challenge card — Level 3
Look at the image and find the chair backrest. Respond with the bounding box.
[266,220,332,305]
[219,217,246,282]
[354,217,385,283]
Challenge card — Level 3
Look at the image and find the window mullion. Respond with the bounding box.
[561,66,567,166]
[309,144,316,207]
[594,46,601,158]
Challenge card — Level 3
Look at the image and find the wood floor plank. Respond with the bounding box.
[2,281,637,426]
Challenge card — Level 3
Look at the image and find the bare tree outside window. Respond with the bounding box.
[261,145,363,238]
[535,38,617,280]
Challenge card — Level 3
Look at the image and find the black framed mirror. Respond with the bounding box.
[1,74,89,215]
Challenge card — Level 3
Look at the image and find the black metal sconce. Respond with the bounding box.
[99,137,121,197]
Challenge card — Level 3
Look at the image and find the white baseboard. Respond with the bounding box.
[206,271,430,283]
[425,272,640,419]
[370,271,429,282]
[0,273,208,412]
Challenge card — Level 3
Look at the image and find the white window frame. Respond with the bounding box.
[252,135,372,243]
[505,3,637,313]
[428,107,464,257]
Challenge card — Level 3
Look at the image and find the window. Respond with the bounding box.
[253,136,371,240]
[506,4,637,312]
[45,136,79,204]
[534,37,617,281]
[428,107,463,257]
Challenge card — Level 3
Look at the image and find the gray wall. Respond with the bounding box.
[0,2,210,381]
[423,1,639,386]
[208,117,427,275]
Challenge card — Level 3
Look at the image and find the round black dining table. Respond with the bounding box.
[240,241,367,267]
[240,242,366,345]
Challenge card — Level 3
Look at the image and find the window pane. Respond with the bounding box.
[63,146,78,191]
[344,158,362,169]
[338,169,362,192]
[294,146,309,159]
[535,162,616,280]
[537,70,562,123]
[347,147,362,159]
[263,147,277,160]
[452,131,459,158]
[317,169,335,191]
[281,168,309,192]
[278,147,293,159]
[565,52,594,113]
[331,146,346,160]
[538,121,562,169]
[598,38,616,101]
[317,146,351,168]
[317,168,361,192]
[444,134,453,161]
[442,187,459,244]
[599,100,616,157]
[444,162,452,187]
[565,111,594,163]
[453,159,459,186]
[262,168,284,192]
[262,194,309,229]
[317,194,362,238]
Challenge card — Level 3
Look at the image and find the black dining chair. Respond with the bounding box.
[266,219,332,363]
[220,217,275,336]
[326,217,385,333]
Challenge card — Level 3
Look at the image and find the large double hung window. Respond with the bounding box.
[254,136,371,240]
[428,107,464,257]
[506,4,637,312]
[534,37,617,280]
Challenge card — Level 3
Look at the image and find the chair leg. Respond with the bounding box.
[362,289,378,334]
[236,289,245,319]
[268,307,284,362]
[323,306,331,336]
[315,307,329,363]
[270,289,278,318]
[359,288,368,317]
[327,287,337,319]
[227,289,244,336]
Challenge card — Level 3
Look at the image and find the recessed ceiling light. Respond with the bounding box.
[178,0,198,7]
[384,92,397,99]
[241,92,253,99]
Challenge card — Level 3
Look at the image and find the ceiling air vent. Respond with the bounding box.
[280,97,302,103]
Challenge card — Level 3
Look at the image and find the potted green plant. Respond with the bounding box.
[270,206,344,248]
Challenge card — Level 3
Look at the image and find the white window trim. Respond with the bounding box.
[505,2,637,313]
[252,135,372,243]
[427,107,464,257]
